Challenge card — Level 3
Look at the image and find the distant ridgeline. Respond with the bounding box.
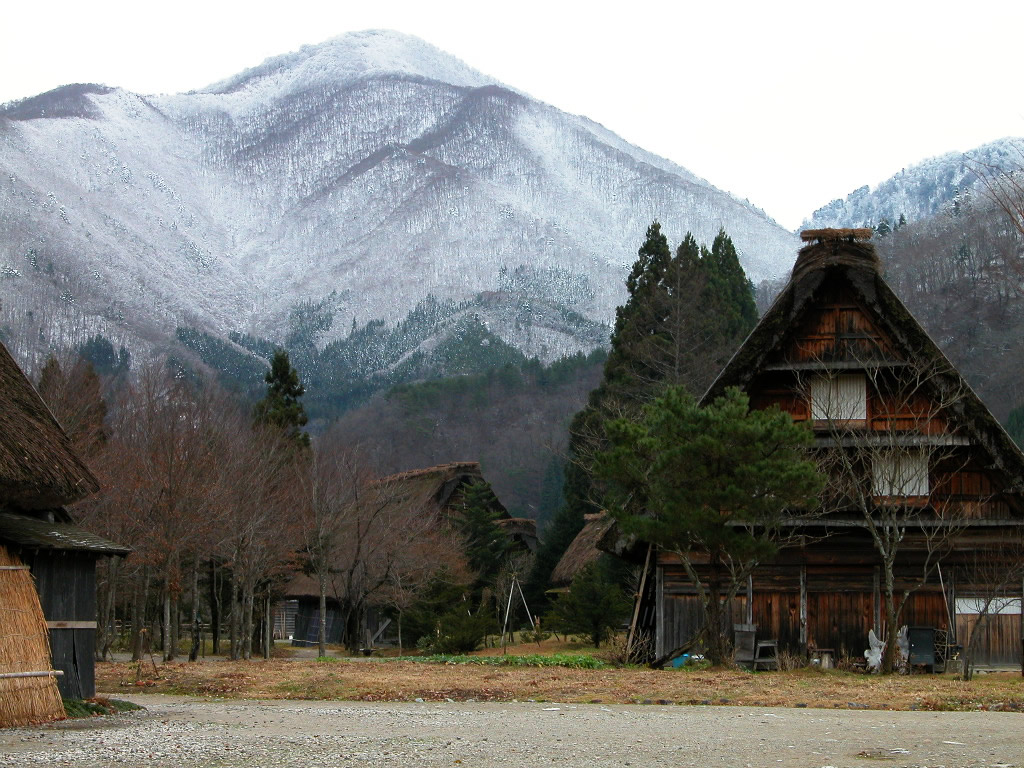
[175,287,609,420]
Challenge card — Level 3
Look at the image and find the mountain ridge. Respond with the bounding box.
[0,30,799,378]
[803,137,1023,230]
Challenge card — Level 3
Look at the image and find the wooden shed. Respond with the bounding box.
[0,339,127,701]
[0,512,129,697]
[635,229,1024,665]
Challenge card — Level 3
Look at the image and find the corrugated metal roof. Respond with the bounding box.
[0,512,130,555]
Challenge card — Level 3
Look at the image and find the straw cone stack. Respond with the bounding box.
[0,544,64,727]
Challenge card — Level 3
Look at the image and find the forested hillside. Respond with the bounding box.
[877,195,1024,422]
[331,351,606,526]
[803,138,1022,231]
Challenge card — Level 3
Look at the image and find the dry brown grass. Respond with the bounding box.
[0,544,65,727]
[96,655,1024,713]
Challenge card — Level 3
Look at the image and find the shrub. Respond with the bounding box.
[420,611,495,654]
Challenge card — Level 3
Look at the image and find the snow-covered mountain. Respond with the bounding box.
[0,30,799,373]
[803,138,1023,230]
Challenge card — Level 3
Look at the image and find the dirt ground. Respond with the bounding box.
[1,694,1021,768]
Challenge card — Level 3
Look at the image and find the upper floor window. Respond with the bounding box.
[810,373,867,422]
[871,449,930,498]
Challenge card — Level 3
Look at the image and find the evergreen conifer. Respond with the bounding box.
[594,386,823,664]
[528,223,758,606]
[253,348,310,448]
[455,481,512,595]
[546,560,630,648]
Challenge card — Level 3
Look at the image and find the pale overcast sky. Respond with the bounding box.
[3,0,1022,230]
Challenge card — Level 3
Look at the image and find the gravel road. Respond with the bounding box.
[0,694,1020,768]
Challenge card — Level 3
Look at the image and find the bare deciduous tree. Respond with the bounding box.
[105,364,229,660]
[298,434,371,658]
[971,141,1024,243]
[215,418,300,660]
[299,427,445,653]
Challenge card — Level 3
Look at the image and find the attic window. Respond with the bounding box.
[871,450,930,498]
[810,374,866,422]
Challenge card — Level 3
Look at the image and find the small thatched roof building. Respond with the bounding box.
[550,513,617,588]
[373,462,537,551]
[0,340,127,707]
[284,461,536,647]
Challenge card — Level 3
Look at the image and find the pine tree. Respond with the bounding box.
[253,348,310,448]
[594,386,822,664]
[546,561,630,648]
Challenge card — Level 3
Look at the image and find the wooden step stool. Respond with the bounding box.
[753,640,778,670]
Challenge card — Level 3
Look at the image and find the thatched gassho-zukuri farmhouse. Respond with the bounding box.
[622,228,1024,667]
[284,462,536,647]
[0,340,128,718]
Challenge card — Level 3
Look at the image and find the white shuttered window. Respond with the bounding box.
[810,374,867,421]
[871,450,930,497]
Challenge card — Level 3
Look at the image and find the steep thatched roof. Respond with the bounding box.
[550,513,617,587]
[0,340,99,509]
[378,462,496,513]
[0,512,130,555]
[282,572,321,600]
[494,516,538,550]
[702,228,1024,487]
[799,227,873,243]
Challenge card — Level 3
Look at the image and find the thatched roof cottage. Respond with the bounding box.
[0,340,127,714]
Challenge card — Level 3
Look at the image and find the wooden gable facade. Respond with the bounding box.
[651,229,1024,665]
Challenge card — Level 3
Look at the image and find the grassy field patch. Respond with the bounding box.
[96,656,1024,712]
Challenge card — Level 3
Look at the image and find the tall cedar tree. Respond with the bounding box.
[455,481,513,598]
[529,223,757,606]
[594,387,823,665]
[253,348,310,448]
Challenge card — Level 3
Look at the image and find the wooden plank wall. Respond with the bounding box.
[29,552,97,699]
[659,595,745,657]
[789,286,893,364]
[956,614,1022,666]
[660,554,957,661]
